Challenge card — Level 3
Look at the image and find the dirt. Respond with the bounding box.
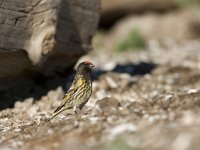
[0,38,200,150]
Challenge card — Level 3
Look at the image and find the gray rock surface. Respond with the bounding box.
[0,0,100,90]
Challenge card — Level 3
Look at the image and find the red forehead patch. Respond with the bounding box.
[84,60,92,64]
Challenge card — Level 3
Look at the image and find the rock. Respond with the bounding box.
[96,97,121,109]
[26,105,39,117]
[95,97,121,115]
[97,72,132,90]
[14,98,34,110]
[106,123,137,139]
[0,0,100,90]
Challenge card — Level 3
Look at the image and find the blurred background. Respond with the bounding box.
[0,0,200,150]
[96,0,200,53]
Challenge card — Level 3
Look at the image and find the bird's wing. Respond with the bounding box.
[54,77,84,113]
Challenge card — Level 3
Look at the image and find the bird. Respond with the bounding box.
[48,61,94,120]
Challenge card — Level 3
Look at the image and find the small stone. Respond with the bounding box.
[187,89,198,94]
[95,97,121,116]
[14,98,34,110]
[105,76,118,88]
[95,97,121,111]
[26,105,39,117]
[102,62,116,71]
[107,123,137,139]
[95,90,108,99]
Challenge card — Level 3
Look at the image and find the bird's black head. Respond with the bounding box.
[76,61,94,76]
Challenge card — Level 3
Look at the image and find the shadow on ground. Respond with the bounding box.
[0,61,157,110]
[92,61,157,80]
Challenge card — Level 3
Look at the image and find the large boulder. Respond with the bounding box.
[0,0,100,90]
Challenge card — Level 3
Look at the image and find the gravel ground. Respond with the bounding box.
[0,40,200,150]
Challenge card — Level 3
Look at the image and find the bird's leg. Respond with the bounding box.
[73,106,78,115]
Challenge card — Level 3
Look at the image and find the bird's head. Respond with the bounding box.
[76,60,94,75]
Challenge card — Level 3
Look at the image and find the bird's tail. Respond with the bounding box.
[47,107,66,121]
[54,104,64,113]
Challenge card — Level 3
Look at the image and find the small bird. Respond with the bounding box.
[49,61,94,120]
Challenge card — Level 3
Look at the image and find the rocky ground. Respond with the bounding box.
[1,2,200,149]
[0,39,200,150]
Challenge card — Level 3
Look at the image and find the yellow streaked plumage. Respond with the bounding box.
[48,61,94,120]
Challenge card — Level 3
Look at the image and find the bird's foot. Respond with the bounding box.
[74,111,78,115]
[73,107,82,118]
[73,106,79,115]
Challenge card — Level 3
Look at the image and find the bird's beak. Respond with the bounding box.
[90,63,95,69]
